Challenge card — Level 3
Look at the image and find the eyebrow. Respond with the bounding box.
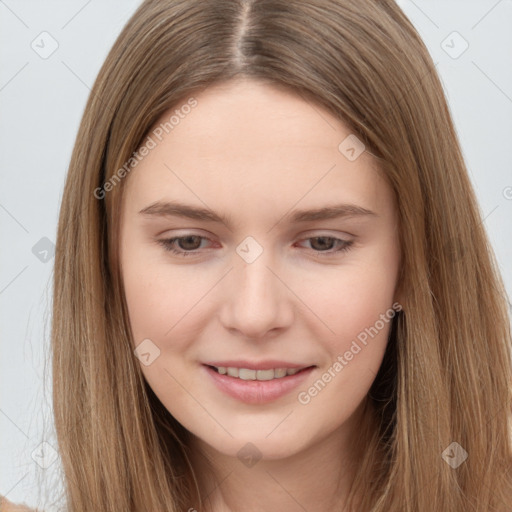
[138,200,377,227]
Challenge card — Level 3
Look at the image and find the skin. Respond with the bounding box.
[0,496,34,511]
[119,78,402,512]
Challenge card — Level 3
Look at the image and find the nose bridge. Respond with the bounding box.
[220,236,292,338]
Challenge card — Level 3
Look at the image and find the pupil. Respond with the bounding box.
[312,237,332,251]
[180,236,201,250]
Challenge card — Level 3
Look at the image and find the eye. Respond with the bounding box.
[157,234,354,258]
[158,235,209,256]
[295,236,353,257]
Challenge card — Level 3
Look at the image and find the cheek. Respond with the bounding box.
[299,255,399,347]
[294,246,399,396]
[294,269,397,426]
[121,254,204,421]
[121,236,203,348]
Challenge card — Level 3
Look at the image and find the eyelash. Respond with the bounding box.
[157,235,354,258]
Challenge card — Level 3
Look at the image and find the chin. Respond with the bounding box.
[204,432,308,463]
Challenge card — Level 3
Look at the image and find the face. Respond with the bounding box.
[119,78,401,462]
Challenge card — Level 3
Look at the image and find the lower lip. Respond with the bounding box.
[202,364,315,404]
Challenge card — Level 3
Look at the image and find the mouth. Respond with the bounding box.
[205,364,315,381]
[202,363,317,404]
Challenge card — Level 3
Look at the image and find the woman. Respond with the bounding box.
[3,0,512,510]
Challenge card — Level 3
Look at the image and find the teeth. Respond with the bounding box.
[213,366,308,380]
[256,369,274,381]
[239,368,256,380]
[226,367,239,378]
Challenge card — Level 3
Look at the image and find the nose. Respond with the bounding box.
[219,249,294,340]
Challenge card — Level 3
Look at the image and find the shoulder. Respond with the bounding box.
[0,496,37,511]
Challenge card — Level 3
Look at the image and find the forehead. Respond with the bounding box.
[122,79,394,225]
[158,78,352,155]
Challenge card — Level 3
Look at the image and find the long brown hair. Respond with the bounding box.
[51,0,512,510]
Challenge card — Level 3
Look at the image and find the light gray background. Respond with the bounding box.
[1,1,511,509]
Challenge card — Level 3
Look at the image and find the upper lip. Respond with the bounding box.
[203,360,315,371]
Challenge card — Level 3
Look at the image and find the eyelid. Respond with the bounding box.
[300,229,355,239]
[157,228,355,240]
